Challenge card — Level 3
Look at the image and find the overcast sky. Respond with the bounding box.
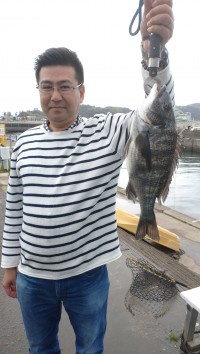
[0,0,199,114]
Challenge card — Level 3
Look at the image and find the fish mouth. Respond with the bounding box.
[157,85,166,97]
[138,83,167,125]
[143,78,165,96]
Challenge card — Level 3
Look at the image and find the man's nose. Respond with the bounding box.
[50,88,62,100]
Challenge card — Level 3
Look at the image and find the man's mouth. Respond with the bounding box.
[49,106,66,109]
[49,106,65,108]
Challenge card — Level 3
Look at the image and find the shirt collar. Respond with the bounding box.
[43,115,83,132]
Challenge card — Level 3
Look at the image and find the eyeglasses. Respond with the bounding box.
[36,82,83,94]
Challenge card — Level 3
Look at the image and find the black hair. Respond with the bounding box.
[34,47,84,84]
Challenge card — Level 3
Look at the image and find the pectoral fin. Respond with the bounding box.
[126,180,137,202]
[123,137,131,160]
[135,133,152,171]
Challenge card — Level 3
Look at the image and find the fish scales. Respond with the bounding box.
[125,84,180,241]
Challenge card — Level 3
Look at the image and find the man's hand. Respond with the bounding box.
[140,0,174,51]
[2,267,18,298]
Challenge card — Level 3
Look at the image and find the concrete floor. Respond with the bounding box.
[1,180,200,353]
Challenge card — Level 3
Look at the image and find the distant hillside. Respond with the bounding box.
[80,103,200,121]
[9,103,200,121]
[177,103,200,121]
[79,104,130,117]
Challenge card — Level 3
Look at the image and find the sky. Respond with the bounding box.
[0,0,199,114]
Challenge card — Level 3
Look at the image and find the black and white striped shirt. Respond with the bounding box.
[1,112,132,279]
[1,64,174,279]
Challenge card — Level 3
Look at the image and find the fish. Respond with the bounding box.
[125,83,181,241]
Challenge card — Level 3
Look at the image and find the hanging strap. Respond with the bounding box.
[129,0,143,36]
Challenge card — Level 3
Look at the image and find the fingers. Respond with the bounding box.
[147,13,174,43]
[148,25,173,45]
[146,4,174,25]
[3,283,17,298]
[152,0,173,7]
[143,0,173,16]
[145,3,174,45]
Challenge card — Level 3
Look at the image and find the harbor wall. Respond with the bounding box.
[181,129,200,153]
[1,120,200,153]
[182,138,200,153]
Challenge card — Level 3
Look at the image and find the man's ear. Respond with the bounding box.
[80,84,85,103]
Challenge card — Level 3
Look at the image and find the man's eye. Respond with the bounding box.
[60,85,71,91]
[41,84,52,90]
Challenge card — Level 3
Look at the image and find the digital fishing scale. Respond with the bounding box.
[129,0,161,79]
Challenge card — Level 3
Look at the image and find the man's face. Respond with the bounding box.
[38,65,85,131]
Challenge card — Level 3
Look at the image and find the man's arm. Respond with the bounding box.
[1,145,23,298]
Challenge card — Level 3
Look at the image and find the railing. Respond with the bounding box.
[0,120,44,133]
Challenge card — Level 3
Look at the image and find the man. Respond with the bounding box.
[1,0,174,353]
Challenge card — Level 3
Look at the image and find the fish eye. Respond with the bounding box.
[163,103,171,112]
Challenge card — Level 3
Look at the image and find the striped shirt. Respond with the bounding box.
[1,64,174,279]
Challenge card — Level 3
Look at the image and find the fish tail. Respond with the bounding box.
[135,216,160,241]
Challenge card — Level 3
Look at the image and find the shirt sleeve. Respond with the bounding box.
[1,147,23,268]
[142,63,175,106]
